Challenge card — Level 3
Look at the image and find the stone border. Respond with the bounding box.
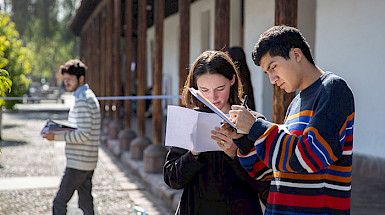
[353,153,385,179]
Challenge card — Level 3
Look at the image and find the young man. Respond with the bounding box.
[42,59,101,215]
[218,25,355,214]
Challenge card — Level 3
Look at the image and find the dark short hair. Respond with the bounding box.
[252,25,315,66]
[60,59,87,78]
[182,51,243,109]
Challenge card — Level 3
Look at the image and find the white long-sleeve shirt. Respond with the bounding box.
[56,84,101,171]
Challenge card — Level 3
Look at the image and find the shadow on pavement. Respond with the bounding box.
[3,124,20,129]
[0,140,28,147]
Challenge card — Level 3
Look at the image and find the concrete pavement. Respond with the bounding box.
[0,102,174,215]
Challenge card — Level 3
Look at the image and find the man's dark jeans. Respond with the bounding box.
[53,167,95,215]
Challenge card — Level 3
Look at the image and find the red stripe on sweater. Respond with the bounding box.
[303,136,324,169]
[268,192,351,210]
[342,145,352,151]
[264,127,278,164]
[250,160,268,177]
[291,130,303,136]
[345,135,353,142]
[297,136,317,172]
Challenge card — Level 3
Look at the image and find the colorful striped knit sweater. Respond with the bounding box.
[55,84,101,171]
[234,72,354,215]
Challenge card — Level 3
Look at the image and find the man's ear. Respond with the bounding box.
[79,75,85,85]
[292,48,303,63]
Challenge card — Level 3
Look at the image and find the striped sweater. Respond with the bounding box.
[56,84,101,171]
[234,72,354,214]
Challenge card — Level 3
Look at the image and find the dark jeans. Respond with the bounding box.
[53,167,95,215]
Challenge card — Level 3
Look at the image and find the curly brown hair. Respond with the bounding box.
[60,59,88,79]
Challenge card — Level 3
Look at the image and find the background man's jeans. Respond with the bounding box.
[53,167,95,215]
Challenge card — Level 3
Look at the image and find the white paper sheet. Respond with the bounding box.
[165,105,223,152]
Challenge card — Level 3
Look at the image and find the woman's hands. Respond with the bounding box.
[210,127,238,159]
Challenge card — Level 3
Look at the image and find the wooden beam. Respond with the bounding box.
[94,16,101,97]
[273,0,297,124]
[137,0,147,136]
[106,0,114,116]
[214,0,230,51]
[80,31,85,64]
[178,0,190,104]
[113,0,122,120]
[152,0,164,145]
[87,25,93,87]
[100,11,106,115]
[124,0,133,128]
[124,0,134,129]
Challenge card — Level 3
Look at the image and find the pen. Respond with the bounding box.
[242,95,248,109]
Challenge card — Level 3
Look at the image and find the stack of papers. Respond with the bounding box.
[165,105,224,152]
[40,120,76,135]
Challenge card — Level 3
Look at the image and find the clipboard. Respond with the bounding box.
[40,119,76,135]
[187,87,247,134]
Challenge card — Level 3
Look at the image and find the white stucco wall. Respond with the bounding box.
[190,0,215,61]
[244,0,274,119]
[315,0,385,158]
[147,14,180,106]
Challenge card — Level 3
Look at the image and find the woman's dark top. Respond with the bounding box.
[163,108,270,215]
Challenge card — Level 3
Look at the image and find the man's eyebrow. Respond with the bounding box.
[265,60,275,72]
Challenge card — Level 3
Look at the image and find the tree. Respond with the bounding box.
[1,34,12,142]
[3,0,79,84]
[0,69,11,142]
[0,69,12,96]
[0,12,33,109]
[0,33,12,96]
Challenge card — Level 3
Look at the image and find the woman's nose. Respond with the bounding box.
[207,91,218,101]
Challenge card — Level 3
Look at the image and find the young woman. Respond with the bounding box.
[163,51,269,215]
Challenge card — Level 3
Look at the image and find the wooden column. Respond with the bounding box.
[81,31,86,80]
[137,0,147,136]
[118,0,137,152]
[106,0,114,116]
[87,26,93,86]
[100,11,107,115]
[273,0,297,124]
[178,0,190,102]
[79,32,85,63]
[142,0,167,174]
[113,0,122,120]
[124,0,133,129]
[152,0,164,145]
[94,17,101,97]
[214,0,230,51]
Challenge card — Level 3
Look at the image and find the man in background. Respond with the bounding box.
[43,59,101,215]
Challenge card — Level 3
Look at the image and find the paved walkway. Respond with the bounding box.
[0,103,174,215]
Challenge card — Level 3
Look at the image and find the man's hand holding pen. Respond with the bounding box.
[210,95,266,156]
[229,94,266,136]
[217,106,266,139]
